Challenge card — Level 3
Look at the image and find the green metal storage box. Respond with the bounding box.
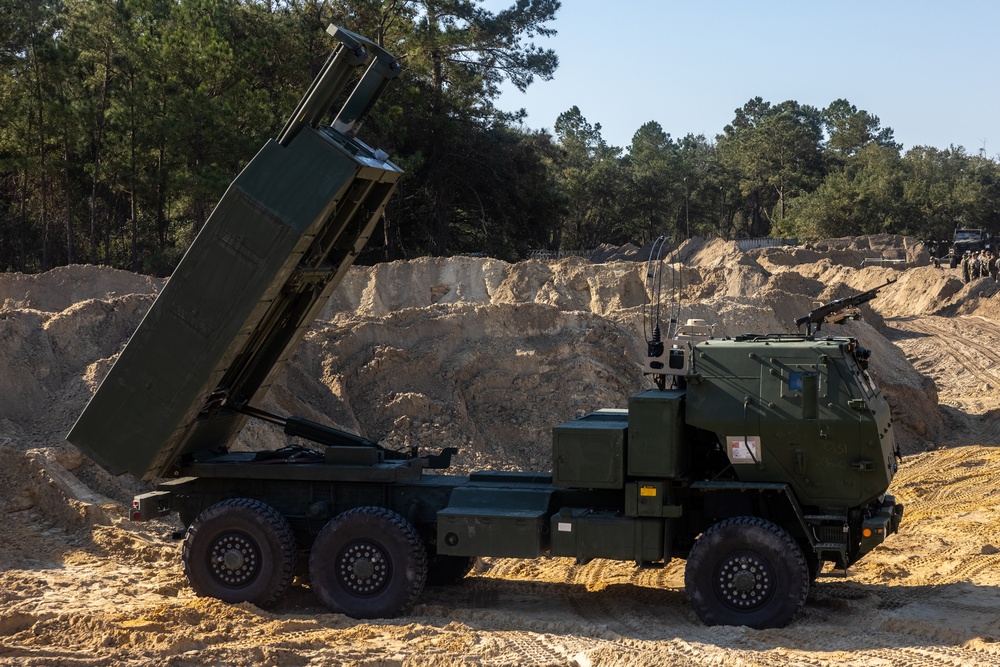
[550,508,663,562]
[627,389,685,478]
[551,410,627,489]
[437,486,553,558]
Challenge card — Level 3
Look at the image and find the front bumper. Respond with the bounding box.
[858,494,904,557]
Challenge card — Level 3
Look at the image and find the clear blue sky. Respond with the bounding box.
[484,0,1000,156]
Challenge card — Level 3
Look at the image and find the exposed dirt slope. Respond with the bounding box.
[2,235,1000,665]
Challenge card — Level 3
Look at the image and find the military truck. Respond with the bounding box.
[948,227,992,267]
[68,25,903,629]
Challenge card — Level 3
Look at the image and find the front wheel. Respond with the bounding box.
[309,507,427,619]
[182,498,298,608]
[684,517,809,628]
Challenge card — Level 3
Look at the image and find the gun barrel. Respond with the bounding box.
[796,278,896,332]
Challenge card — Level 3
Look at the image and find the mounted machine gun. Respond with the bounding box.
[795,279,896,336]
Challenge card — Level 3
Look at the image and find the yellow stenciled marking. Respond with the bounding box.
[640,486,657,497]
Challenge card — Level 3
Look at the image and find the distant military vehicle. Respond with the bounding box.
[949,227,992,267]
[68,25,903,629]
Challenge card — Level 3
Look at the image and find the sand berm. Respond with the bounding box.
[2,234,1000,666]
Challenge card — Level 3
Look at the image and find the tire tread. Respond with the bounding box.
[684,516,809,628]
[182,498,297,608]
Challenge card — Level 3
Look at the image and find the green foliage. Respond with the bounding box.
[822,99,900,160]
[716,98,825,237]
[552,106,629,250]
[0,0,564,270]
[1,1,999,274]
[376,0,560,257]
[784,144,905,239]
[623,121,681,242]
[898,146,1000,239]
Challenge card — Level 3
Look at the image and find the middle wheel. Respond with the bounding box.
[309,506,427,619]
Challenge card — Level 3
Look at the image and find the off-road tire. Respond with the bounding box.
[684,516,809,628]
[309,506,427,619]
[182,498,297,608]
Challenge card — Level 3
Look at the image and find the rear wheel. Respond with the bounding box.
[309,507,427,619]
[684,517,809,628]
[182,498,297,608]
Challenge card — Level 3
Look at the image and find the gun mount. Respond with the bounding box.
[795,279,896,336]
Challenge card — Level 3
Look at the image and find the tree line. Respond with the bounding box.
[3,0,999,275]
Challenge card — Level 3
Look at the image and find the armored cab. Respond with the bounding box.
[685,334,901,562]
[432,330,903,627]
[687,335,898,505]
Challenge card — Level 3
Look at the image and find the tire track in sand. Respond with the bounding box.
[887,316,1000,437]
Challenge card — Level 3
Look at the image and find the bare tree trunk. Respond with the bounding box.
[63,133,74,264]
[750,190,763,237]
[17,166,28,271]
[105,173,118,263]
[30,44,50,269]
[39,124,49,270]
[90,49,112,263]
[129,99,138,271]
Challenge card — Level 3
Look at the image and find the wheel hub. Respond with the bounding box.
[338,542,390,595]
[716,552,774,610]
[352,557,375,580]
[208,532,260,587]
[223,549,246,571]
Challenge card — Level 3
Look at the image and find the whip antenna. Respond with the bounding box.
[641,237,709,390]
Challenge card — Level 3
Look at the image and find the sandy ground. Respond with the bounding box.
[3,235,1000,666]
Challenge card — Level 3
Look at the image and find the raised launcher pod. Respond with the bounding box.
[67,26,403,480]
[644,318,712,377]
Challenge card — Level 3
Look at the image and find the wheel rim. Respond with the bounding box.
[207,531,261,588]
[714,550,775,611]
[336,540,391,596]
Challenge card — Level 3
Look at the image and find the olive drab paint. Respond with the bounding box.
[67,27,403,480]
[67,26,905,630]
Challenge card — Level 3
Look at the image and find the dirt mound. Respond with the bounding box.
[0,236,949,479]
[752,233,927,270]
[294,303,647,473]
[0,265,161,313]
[324,256,650,321]
[3,234,1000,665]
[0,443,116,571]
[0,294,156,431]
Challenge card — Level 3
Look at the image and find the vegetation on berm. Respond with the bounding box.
[3,0,998,274]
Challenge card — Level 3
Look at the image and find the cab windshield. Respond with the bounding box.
[846,350,878,398]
